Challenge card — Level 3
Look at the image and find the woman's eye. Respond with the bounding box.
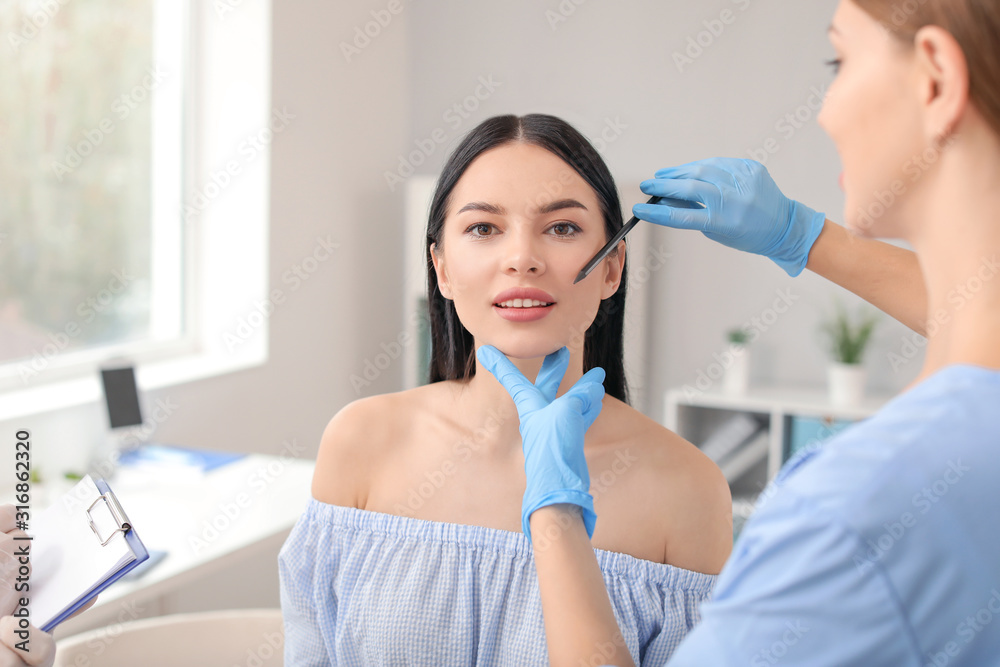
[549,222,581,237]
[467,223,495,237]
[825,58,841,75]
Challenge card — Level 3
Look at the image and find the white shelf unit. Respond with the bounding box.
[664,386,891,499]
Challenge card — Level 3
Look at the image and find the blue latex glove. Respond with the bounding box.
[476,345,606,543]
[633,157,827,277]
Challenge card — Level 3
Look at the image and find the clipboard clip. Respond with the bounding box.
[86,493,132,547]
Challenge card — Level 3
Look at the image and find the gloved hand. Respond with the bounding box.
[0,504,55,667]
[476,345,606,543]
[633,157,827,277]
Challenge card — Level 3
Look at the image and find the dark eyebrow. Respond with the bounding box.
[537,198,588,215]
[457,201,507,215]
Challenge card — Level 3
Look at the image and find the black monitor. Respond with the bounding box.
[100,366,143,430]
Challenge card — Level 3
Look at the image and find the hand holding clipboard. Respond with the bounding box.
[0,475,148,666]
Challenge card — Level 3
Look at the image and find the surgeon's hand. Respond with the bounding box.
[634,157,827,277]
[477,345,605,543]
[0,616,53,667]
[0,505,55,667]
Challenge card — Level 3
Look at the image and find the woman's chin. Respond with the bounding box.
[844,217,874,238]
[478,339,566,361]
[845,206,903,240]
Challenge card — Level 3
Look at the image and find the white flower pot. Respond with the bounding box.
[723,344,750,395]
[828,362,866,406]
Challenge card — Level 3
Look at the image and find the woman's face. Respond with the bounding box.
[818,0,928,238]
[430,142,624,361]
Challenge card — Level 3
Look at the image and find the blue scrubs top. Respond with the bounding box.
[668,364,1000,666]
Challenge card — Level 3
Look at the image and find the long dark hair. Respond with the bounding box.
[424,114,629,404]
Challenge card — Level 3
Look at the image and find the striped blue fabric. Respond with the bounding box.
[278,500,716,666]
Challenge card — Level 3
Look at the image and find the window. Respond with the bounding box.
[0,0,271,422]
[0,0,186,388]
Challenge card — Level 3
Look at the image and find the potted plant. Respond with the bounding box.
[723,328,751,395]
[821,301,880,406]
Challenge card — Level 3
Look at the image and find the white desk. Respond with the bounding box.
[50,453,314,638]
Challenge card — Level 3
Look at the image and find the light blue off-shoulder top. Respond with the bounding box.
[278,499,716,666]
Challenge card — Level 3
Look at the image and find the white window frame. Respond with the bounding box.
[0,0,272,422]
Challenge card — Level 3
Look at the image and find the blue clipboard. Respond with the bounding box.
[40,478,149,632]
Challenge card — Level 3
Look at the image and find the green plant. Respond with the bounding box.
[727,328,750,346]
[821,300,880,365]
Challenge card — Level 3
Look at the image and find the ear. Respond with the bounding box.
[600,240,626,299]
[913,25,969,142]
[429,242,453,300]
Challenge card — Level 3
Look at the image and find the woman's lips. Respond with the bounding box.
[839,172,845,190]
[491,287,556,322]
[492,287,556,304]
[493,303,554,322]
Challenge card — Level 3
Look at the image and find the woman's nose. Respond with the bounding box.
[503,230,545,275]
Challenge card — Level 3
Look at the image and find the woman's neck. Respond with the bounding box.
[905,131,1000,386]
[451,347,588,452]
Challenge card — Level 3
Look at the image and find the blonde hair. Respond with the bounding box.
[853,0,1000,138]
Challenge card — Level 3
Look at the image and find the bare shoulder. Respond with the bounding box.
[311,386,436,508]
[594,398,733,574]
[311,393,393,508]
